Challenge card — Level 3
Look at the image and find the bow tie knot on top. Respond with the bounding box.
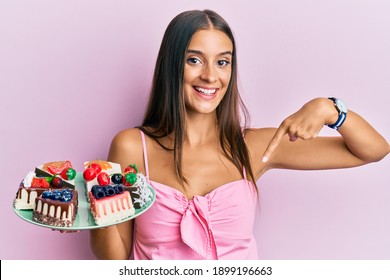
[180,195,218,259]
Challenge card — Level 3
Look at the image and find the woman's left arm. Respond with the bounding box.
[261,98,389,170]
[336,109,389,163]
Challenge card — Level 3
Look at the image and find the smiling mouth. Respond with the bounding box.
[194,86,218,96]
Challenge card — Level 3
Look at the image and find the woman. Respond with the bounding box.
[89,9,389,260]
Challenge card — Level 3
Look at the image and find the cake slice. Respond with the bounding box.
[83,161,154,225]
[88,185,135,225]
[14,172,51,210]
[35,160,76,189]
[83,160,135,225]
[33,189,78,227]
[83,161,155,225]
[14,161,77,210]
[127,172,154,209]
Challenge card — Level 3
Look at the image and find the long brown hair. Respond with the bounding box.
[139,9,256,186]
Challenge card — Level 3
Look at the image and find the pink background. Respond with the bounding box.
[1,0,389,260]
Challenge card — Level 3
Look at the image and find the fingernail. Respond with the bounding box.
[262,156,268,163]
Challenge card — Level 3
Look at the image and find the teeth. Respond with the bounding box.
[195,87,216,95]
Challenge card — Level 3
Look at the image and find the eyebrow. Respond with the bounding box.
[186,49,233,56]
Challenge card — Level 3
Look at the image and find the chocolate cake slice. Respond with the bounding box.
[33,189,78,227]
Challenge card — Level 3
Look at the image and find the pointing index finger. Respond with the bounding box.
[262,126,287,163]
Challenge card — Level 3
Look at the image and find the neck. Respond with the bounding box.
[184,111,219,146]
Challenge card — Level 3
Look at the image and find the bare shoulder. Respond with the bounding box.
[110,128,142,152]
[108,128,144,171]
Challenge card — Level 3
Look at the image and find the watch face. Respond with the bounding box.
[335,99,348,113]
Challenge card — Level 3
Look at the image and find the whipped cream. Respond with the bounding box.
[23,171,36,188]
[132,173,153,207]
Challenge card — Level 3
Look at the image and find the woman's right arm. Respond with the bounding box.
[90,220,134,259]
[89,128,143,259]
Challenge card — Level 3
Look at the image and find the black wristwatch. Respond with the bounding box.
[326,97,348,130]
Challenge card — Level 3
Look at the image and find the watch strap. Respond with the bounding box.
[327,97,347,130]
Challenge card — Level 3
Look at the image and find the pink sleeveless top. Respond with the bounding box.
[132,131,259,260]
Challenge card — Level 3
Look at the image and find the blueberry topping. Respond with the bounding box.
[91,185,106,199]
[41,189,73,202]
[62,189,72,195]
[60,194,73,202]
[91,184,127,199]
[91,185,99,192]
[104,186,116,197]
[111,173,123,184]
[42,191,53,199]
[114,184,125,194]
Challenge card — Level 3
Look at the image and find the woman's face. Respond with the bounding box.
[183,29,233,115]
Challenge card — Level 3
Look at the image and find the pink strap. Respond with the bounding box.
[139,130,150,179]
[241,127,248,180]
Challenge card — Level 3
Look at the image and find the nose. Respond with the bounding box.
[200,64,217,83]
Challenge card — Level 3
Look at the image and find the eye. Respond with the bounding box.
[186,57,201,65]
[217,60,230,67]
